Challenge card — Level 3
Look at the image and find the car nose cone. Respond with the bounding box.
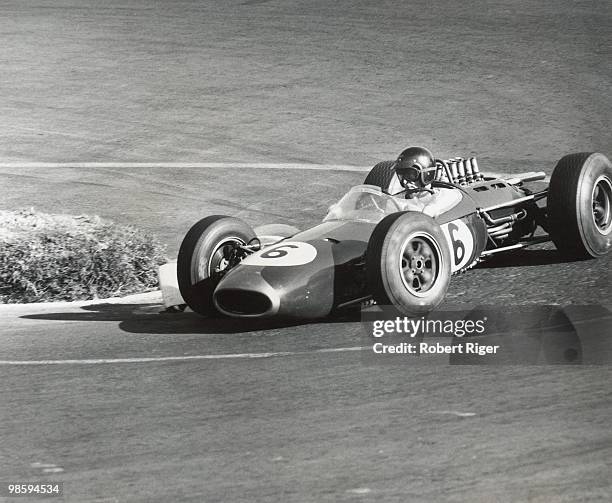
[212,239,336,319]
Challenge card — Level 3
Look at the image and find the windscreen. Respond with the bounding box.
[323,185,402,224]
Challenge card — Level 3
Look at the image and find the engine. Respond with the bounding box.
[435,157,484,185]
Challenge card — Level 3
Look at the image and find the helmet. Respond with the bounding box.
[394,146,437,189]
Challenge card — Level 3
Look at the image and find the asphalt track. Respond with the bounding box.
[1,1,611,502]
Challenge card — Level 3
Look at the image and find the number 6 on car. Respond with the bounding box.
[441,220,476,272]
[242,242,318,266]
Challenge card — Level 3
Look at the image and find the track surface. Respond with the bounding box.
[1,1,611,502]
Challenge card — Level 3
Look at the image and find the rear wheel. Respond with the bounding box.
[363,160,398,193]
[177,216,256,316]
[366,212,451,316]
[547,152,612,258]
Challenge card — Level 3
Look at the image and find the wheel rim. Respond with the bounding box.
[592,175,612,235]
[398,232,442,297]
[195,236,245,282]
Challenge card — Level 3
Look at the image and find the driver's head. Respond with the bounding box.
[394,146,436,190]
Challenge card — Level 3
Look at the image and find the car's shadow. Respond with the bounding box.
[476,248,577,269]
[21,303,362,335]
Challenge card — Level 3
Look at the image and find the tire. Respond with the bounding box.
[547,152,612,259]
[366,211,452,316]
[177,216,256,316]
[363,160,398,193]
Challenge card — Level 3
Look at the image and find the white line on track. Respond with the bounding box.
[0,161,371,172]
[0,346,364,366]
[0,162,549,181]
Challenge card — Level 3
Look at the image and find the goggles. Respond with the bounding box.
[396,162,437,187]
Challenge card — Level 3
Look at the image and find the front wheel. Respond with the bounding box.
[547,152,612,259]
[366,212,452,316]
[177,216,256,316]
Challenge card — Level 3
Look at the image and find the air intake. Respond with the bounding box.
[214,289,273,316]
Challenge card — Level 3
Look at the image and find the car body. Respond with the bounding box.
[177,152,612,318]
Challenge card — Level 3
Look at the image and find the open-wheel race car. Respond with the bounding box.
[177,148,612,318]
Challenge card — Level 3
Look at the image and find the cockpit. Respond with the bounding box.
[323,184,463,224]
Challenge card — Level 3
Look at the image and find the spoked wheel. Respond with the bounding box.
[399,232,442,297]
[367,211,451,316]
[177,215,256,316]
[548,152,612,258]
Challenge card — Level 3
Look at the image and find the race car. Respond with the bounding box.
[177,148,612,318]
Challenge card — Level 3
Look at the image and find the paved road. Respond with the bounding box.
[1,1,611,502]
[1,297,612,502]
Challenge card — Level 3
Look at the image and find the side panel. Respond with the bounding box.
[440,213,487,272]
[463,179,525,210]
[434,191,478,224]
[435,179,526,224]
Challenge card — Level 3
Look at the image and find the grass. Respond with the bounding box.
[0,209,168,303]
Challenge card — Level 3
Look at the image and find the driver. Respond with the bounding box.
[394,146,438,197]
[393,146,462,217]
